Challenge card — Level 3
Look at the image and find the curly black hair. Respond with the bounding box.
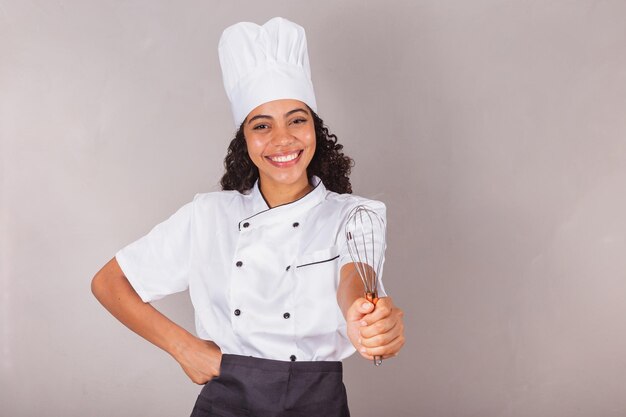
[220,108,354,194]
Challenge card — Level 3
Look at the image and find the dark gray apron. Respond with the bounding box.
[190,354,350,417]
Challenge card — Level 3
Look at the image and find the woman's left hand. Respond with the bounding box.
[345,296,405,360]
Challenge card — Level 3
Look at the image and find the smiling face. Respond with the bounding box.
[243,99,316,202]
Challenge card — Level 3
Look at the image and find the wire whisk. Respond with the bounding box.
[344,205,386,366]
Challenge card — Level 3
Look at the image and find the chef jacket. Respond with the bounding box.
[115,176,387,362]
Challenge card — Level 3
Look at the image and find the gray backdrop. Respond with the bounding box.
[2,1,626,416]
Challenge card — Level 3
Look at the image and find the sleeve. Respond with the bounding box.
[338,199,388,297]
[115,201,194,303]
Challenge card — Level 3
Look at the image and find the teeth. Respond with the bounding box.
[269,152,299,162]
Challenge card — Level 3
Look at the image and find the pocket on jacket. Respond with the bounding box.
[295,245,340,269]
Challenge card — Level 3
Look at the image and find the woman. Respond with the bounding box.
[92,17,405,416]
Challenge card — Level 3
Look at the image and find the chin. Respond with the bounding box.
[262,170,308,186]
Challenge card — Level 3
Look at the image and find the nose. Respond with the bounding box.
[270,123,295,146]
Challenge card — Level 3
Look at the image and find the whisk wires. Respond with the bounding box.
[345,205,386,297]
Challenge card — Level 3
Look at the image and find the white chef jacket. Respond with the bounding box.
[115,176,386,362]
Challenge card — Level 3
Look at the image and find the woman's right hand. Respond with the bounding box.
[91,258,223,386]
[173,338,223,385]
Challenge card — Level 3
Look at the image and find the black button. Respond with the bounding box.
[285,265,291,271]
[243,222,250,228]
[234,309,241,316]
[283,312,290,319]
[290,355,296,361]
[236,261,243,267]
[292,222,299,228]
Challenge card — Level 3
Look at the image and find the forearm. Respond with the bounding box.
[91,257,194,359]
[337,263,366,319]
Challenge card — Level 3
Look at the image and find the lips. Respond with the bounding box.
[265,150,303,166]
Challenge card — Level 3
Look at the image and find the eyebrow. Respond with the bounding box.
[285,108,308,117]
[247,108,309,125]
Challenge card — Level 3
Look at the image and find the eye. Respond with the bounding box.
[291,117,308,125]
[252,123,270,130]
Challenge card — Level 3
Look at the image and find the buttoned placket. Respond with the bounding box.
[229,179,324,360]
[282,218,302,361]
[231,216,302,359]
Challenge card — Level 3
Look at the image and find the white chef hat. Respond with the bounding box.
[218,17,317,127]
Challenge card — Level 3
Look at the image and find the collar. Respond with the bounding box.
[238,176,326,230]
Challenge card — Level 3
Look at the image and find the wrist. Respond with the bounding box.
[165,328,198,361]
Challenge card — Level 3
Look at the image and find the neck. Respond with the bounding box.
[259,177,313,208]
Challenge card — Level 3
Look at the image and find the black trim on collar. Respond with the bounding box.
[237,178,322,231]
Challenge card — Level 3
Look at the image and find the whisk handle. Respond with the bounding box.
[365,292,383,366]
[365,292,378,305]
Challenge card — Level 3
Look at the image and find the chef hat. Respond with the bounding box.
[218,17,317,127]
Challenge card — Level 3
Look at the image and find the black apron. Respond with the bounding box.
[190,354,350,417]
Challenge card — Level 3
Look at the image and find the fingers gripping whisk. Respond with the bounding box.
[344,205,386,366]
